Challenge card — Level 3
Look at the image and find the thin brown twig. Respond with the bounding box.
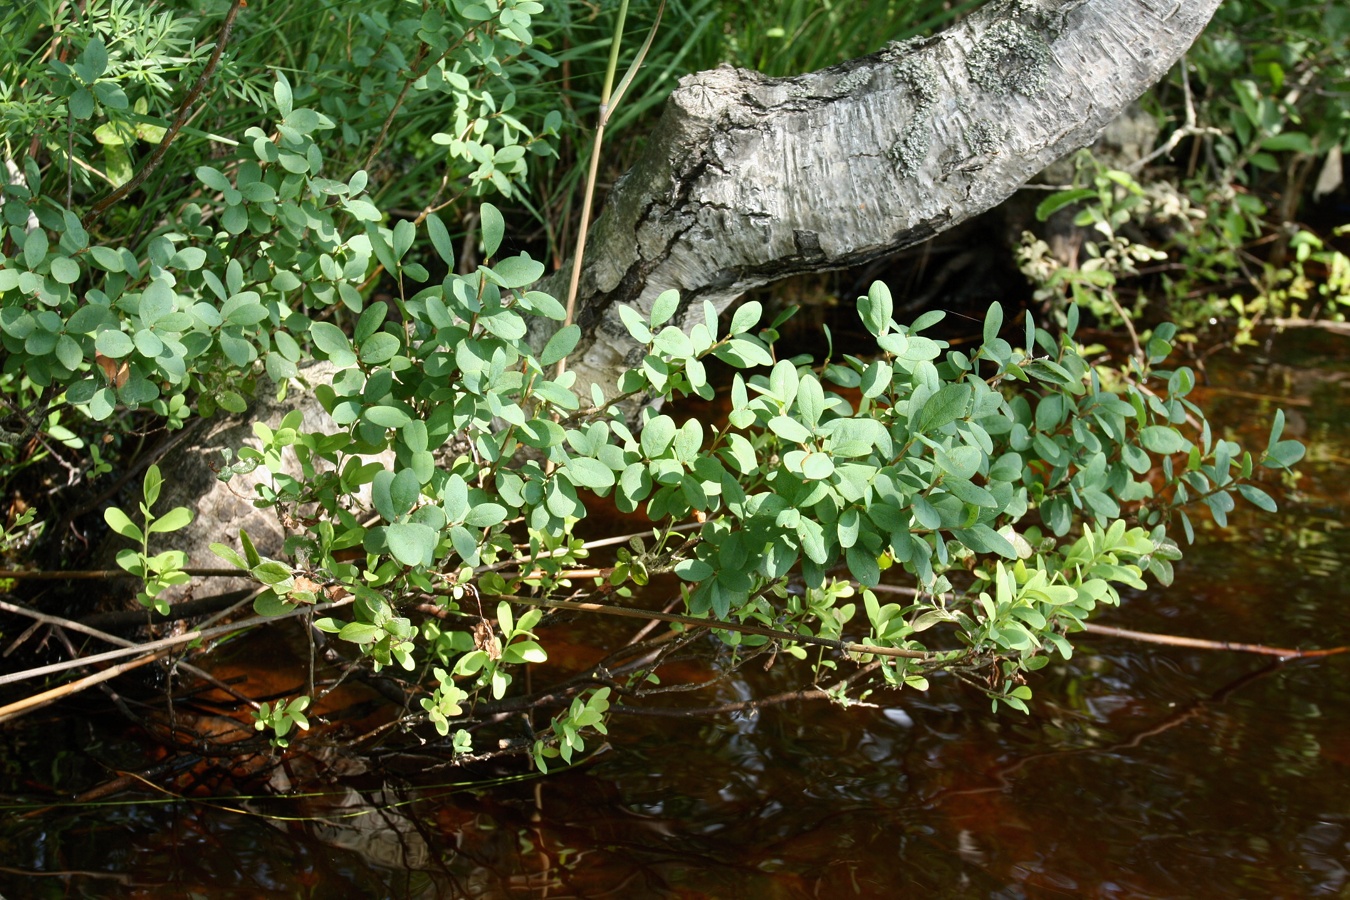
[0,650,163,723]
[0,567,244,581]
[3,620,44,657]
[1269,317,1350,336]
[361,44,430,172]
[483,592,935,661]
[0,595,352,689]
[1080,622,1349,659]
[81,0,246,229]
[77,588,255,631]
[0,865,129,883]
[0,598,258,707]
[868,583,1350,659]
[613,660,885,718]
[60,420,202,523]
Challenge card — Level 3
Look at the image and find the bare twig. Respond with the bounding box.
[0,650,163,723]
[1269,317,1350,336]
[613,661,885,717]
[0,598,258,707]
[1080,622,1348,659]
[869,583,1350,659]
[77,588,255,631]
[361,44,430,172]
[483,592,937,661]
[1128,57,1225,175]
[0,567,243,581]
[0,594,352,689]
[60,420,202,523]
[81,0,246,229]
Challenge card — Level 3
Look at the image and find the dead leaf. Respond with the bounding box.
[293,576,321,597]
[473,619,501,660]
[95,352,130,388]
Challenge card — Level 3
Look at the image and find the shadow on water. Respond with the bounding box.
[1,330,1347,898]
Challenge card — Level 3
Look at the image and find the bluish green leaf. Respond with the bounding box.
[983,301,1003,345]
[728,301,761,335]
[390,469,422,517]
[796,517,828,564]
[365,405,411,428]
[846,546,880,587]
[49,256,80,284]
[802,451,835,480]
[385,522,438,567]
[426,213,455,265]
[309,321,353,363]
[674,558,714,582]
[480,203,504,258]
[943,476,997,508]
[89,245,124,272]
[341,197,379,221]
[910,310,946,333]
[1263,439,1305,469]
[1236,484,1276,512]
[254,591,294,617]
[861,359,892,399]
[713,337,774,368]
[78,36,109,80]
[837,508,861,548]
[641,415,677,457]
[392,219,415,262]
[769,415,811,444]
[217,390,247,413]
[565,457,616,490]
[273,72,294,116]
[96,330,134,358]
[55,334,83,370]
[1140,426,1189,455]
[917,383,971,433]
[618,305,652,343]
[359,332,400,364]
[23,229,48,269]
[492,254,544,288]
[650,289,680,327]
[673,418,703,461]
[464,502,507,528]
[858,281,892,336]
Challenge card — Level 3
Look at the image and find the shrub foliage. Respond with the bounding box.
[0,0,1309,767]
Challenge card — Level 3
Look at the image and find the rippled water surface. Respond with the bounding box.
[1,332,1346,898]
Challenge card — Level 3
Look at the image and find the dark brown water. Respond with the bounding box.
[1,331,1346,899]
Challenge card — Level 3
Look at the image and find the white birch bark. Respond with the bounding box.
[542,0,1222,394]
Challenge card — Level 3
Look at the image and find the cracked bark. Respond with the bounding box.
[536,0,1222,396]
